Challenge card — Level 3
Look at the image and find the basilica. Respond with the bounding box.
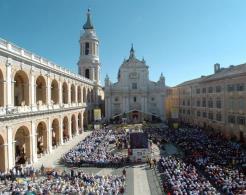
[104,46,166,122]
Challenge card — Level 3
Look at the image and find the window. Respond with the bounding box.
[208,112,213,120]
[187,100,190,106]
[151,97,155,101]
[203,112,207,118]
[227,84,235,92]
[228,98,234,109]
[202,98,206,107]
[182,100,185,106]
[228,115,236,124]
[216,86,221,93]
[216,113,222,121]
[187,110,190,115]
[208,98,213,108]
[133,96,137,102]
[208,87,213,93]
[196,88,200,94]
[238,98,245,110]
[202,88,206,93]
[237,83,244,91]
[216,98,221,108]
[197,111,201,117]
[132,83,137,89]
[85,69,90,79]
[196,100,200,107]
[114,97,119,102]
[237,116,245,125]
[85,42,90,55]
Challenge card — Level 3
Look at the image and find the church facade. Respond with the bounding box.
[104,46,166,122]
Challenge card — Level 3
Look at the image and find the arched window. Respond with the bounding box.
[85,69,90,79]
[85,42,89,55]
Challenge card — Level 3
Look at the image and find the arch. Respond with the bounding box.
[62,82,68,104]
[63,116,69,141]
[77,86,82,103]
[71,114,77,136]
[83,87,87,103]
[36,75,47,105]
[36,122,48,155]
[0,134,5,172]
[85,69,90,79]
[14,70,29,106]
[52,119,60,147]
[0,69,3,107]
[51,79,59,104]
[71,84,75,103]
[14,126,31,165]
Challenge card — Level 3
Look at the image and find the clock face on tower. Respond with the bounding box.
[129,72,137,79]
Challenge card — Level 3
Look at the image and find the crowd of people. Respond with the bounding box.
[62,128,128,167]
[0,165,126,194]
[159,156,218,194]
[144,125,246,194]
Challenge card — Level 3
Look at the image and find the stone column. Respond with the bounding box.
[68,83,71,105]
[31,68,36,111]
[81,111,84,132]
[75,85,78,105]
[59,80,63,106]
[31,121,37,163]
[75,114,79,136]
[91,68,95,81]
[6,59,13,110]
[7,126,14,170]
[47,74,51,108]
[59,116,63,145]
[47,118,52,153]
[68,115,72,140]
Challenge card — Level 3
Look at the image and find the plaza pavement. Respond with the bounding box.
[33,131,91,168]
[32,130,166,195]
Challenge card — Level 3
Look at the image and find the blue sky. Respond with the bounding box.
[1,0,246,86]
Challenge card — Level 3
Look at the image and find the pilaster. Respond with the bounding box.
[47,73,51,108]
[30,68,36,111]
[6,58,13,110]
[31,121,37,163]
[7,126,13,170]
[47,117,52,153]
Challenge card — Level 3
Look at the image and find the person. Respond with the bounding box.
[24,186,35,195]
[40,164,45,176]
[122,168,126,177]
[153,158,157,168]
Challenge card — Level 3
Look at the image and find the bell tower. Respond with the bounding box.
[78,9,100,84]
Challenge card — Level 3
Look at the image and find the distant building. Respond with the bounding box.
[104,45,166,122]
[166,63,246,142]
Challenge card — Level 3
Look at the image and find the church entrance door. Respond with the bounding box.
[132,111,139,123]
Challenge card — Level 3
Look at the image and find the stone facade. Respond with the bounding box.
[0,10,103,172]
[166,63,246,142]
[105,46,166,122]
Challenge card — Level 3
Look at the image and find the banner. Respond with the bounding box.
[94,108,102,121]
